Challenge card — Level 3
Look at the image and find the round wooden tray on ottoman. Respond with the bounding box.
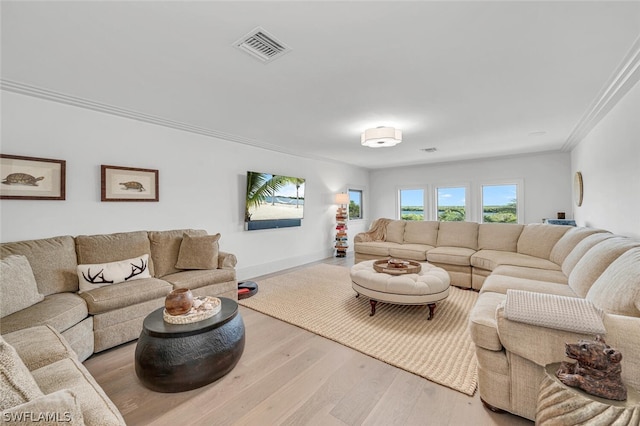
[135,297,245,393]
[373,259,422,275]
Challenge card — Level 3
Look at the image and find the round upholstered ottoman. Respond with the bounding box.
[350,260,450,319]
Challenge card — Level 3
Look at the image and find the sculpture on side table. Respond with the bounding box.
[556,335,627,401]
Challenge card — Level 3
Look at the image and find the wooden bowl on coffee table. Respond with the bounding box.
[373,259,422,275]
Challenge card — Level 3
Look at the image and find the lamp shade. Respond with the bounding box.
[335,193,349,205]
[361,127,402,148]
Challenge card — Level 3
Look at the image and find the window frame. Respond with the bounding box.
[347,187,364,221]
[398,187,428,221]
[477,179,524,224]
[434,183,470,222]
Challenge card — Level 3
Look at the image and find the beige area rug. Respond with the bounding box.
[239,264,479,396]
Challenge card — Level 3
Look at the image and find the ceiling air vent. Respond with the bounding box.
[234,27,291,64]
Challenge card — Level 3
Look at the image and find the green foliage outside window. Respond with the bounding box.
[483,201,517,223]
[400,206,424,221]
[349,201,360,219]
[438,207,465,221]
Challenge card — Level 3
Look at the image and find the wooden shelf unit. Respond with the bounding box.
[335,206,348,257]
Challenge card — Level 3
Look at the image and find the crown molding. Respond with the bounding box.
[562,35,640,151]
[0,79,345,166]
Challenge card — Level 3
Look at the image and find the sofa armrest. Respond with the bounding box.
[602,313,640,390]
[496,303,595,367]
[504,290,605,335]
[218,251,237,269]
[1,389,85,425]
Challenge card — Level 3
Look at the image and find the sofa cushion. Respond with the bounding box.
[516,224,571,260]
[0,293,88,336]
[386,221,406,244]
[175,233,221,270]
[477,223,523,251]
[469,292,505,351]
[480,275,577,297]
[162,269,236,291]
[403,221,439,246]
[436,221,478,250]
[79,277,172,315]
[31,358,126,425]
[0,335,43,410]
[1,255,44,318]
[354,241,397,257]
[427,246,475,266]
[491,265,567,284]
[586,248,640,317]
[471,250,560,272]
[1,236,78,296]
[77,254,151,293]
[148,229,208,277]
[568,237,640,298]
[549,226,607,266]
[0,389,85,426]
[3,325,76,371]
[388,244,431,261]
[76,231,155,277]
[561,232,615,277]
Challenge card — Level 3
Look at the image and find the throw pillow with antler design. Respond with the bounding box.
[77,254,150,292]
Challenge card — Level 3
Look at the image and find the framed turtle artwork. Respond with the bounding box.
[0,154,66,200]
[101,165,159,202]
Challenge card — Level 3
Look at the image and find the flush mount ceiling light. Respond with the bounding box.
[361,127,402,148]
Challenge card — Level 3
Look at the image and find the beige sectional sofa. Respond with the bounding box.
[355,219,600,289]
[355,219,640,421]
[1,228,237,359]
[1,229,237,424]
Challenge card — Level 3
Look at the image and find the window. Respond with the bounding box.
[436,186,467,221]
[482,184,518,223]
[399,189,424,220]
[348,189,363,220]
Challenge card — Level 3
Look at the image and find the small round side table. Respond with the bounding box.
[536,363,640,425]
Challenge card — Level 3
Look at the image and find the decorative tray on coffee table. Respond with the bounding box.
[373,259,422,275]
[163,296,221,325]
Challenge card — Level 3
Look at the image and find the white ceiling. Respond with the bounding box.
[2,1,639,169]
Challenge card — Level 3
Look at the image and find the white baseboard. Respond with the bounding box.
[236,248,336,281]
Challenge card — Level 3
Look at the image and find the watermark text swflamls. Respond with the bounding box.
[2,411,73,423]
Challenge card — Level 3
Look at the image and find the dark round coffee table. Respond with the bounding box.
[135,297,245,393]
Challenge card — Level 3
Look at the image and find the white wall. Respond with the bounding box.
[369,151,573,224]
[0,92,369,279]
[571,81,640,238]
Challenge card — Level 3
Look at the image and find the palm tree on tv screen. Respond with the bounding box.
[245,172,290,221]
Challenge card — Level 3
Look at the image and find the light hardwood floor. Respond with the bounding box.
[84,255,533,426]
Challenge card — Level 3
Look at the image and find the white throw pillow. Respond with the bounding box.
[77,254,150,293]
[0,255,45,318]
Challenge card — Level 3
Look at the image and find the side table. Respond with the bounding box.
[135,297,245,393]
[536,363,640,425]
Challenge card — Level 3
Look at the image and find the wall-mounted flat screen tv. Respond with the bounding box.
[245,171,305,230]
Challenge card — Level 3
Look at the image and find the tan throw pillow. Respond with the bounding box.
[0,255,45,318]
[77,254,150,293]
[0,336,44,410]
[175,233,220,270]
